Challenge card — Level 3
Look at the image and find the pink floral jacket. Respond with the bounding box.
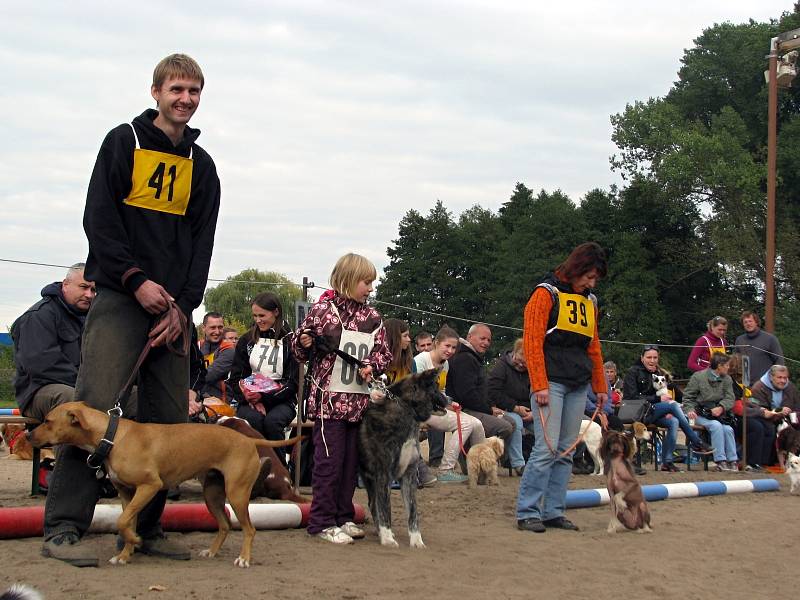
[291,293,391,422]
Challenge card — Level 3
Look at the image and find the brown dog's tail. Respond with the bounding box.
[253,435,306,449]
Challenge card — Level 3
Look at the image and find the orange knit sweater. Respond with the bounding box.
[523,287,606,394]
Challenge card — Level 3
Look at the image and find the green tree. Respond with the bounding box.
[377,201,466,335]
[494,187,587,338]
[203,269,303,328]
[608,8,800,364]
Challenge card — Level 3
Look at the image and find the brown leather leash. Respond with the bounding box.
[114,301,190,412]
[538,403,603,458]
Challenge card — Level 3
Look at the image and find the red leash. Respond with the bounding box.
[452,402,469,457]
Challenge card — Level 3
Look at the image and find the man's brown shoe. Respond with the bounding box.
[42,533,99,568]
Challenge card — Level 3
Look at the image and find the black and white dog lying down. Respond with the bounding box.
[358,369,446,548]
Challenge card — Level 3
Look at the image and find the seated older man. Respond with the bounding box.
[751,365,800,416]
[12,263,95,420]
[747,365,800,470]
[447,324,515,462]
[737,365,797,470]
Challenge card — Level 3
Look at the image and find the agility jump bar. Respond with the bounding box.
[0,408,21,415]
[0,503,366,539]
[566,478,780,509]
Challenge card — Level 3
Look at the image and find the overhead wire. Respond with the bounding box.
[3,256,798,364]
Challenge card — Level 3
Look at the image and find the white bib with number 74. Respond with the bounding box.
[249,339,284,380]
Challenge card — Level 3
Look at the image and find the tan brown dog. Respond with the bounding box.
[216,416,309,503]
[466,436,504,488]
[1,423,54,461]
[28,401,301,568]
[600,430,652,534]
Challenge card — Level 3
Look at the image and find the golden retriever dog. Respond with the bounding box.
[466,436,504,488]
[600,430,652,534]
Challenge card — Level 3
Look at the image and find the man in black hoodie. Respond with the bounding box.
[40,54,221,568]
[446,324,515,447]
[12,263,95,419]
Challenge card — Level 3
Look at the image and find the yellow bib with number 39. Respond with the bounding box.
[554,292,595,339]
[124,124,193,216]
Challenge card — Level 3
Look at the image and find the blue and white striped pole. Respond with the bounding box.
[566,479,780,509]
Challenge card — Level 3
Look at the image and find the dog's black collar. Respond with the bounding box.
[87,413,120,470]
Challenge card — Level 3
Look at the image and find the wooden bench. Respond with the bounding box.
[0,415,44,495]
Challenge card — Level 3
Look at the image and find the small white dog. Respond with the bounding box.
[466,436,504,488]
[651,374,669,397]
[786,452,800,494]
[579,419,603,475]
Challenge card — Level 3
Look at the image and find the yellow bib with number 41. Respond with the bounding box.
[124,124,193,216]
[554,292,595,339]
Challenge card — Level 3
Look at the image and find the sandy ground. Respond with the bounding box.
[0,445,796,600]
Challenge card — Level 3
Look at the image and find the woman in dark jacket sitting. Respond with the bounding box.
[623,345,713,472]
[488,338,534,474]
[229,292,298,461]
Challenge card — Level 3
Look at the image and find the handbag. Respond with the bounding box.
[617,398,653,424]
[699,406,739,429]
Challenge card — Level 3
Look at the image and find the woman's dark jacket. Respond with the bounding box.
[622,361,682,405]
[488,350,531,411]
[228,325,298,410]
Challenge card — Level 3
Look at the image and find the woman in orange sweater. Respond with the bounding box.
[516,242,608,534]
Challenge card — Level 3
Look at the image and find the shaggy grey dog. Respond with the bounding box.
[358,369,446,548]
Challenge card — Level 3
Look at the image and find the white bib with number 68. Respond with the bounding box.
[327,302,379,394]
[249,339,284,380]
[328,329,377,394]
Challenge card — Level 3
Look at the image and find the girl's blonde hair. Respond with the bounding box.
[330,253,377,300]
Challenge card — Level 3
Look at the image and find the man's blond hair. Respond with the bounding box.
[329,253,377,300]
[152,53,204,90]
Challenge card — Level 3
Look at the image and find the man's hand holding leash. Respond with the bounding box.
[134,280,173,314]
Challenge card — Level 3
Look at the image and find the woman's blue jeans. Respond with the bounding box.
[694,416,737,462]
[516,382,587,521]
[504,411,536,469]
[651,402,703,465]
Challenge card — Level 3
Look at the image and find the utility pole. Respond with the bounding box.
[764,28,800,331]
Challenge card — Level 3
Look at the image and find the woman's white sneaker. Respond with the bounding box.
[339,522,365,539]
[317,526,354,544]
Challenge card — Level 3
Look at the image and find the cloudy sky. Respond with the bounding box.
[0,0,791,329]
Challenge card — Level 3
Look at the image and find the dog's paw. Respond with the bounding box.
[378,527,399,548]
[409,532,425,548]
[109,554,128,565]
[199,549,214,558]
[639,525,653,533]
[234,556,250,568]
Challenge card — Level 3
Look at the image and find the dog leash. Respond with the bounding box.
[537,403,602,458]
[85,302,189,477]
[114,301,190,414]
[451,402,468,457]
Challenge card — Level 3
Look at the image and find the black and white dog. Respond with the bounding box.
[358,369,446,548]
